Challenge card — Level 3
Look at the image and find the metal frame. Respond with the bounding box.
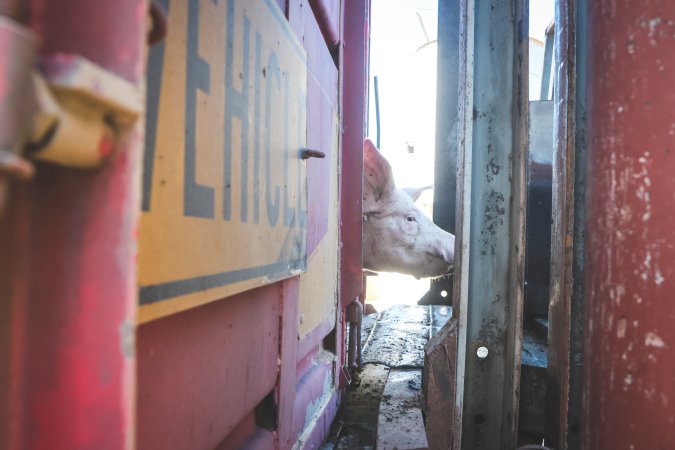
[545,0,586,447]
[453,0,528,448]
[428,0,460,306]
[582,0,675,448]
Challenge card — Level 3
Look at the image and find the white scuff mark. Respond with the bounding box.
[617,106,625,113]
[644,386,656,400]
[624,373,633,390]
[655,270,665,285]
[661,393,670,407]
[641,251,652,281]
[645,331,665,348]
[648,17,662,46]
[617,318,627,338]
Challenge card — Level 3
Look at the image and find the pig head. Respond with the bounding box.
[362,138,455,279]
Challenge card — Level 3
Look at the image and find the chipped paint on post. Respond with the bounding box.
[453,0,528,448]
[584,1,675,448]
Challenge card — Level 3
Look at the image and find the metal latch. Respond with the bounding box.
[0,15,36,180]
[26,54,142,168]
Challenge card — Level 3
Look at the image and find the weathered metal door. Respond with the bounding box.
[136,0,367,449]
[1,0,368,449]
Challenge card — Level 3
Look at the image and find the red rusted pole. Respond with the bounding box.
[0,1,145,448]
[338,0,368,386]
[584,2,675,448]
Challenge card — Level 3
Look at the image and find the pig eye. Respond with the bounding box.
[405,214,416,223]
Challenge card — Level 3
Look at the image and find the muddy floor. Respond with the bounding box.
[321,305,452,449]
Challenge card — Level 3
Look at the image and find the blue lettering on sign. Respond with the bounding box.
[224,0,250,222]
[283,75,295,227]
[142,0,170,212]
[144,0,306,230]
[264,51,282,227]
[184,0,215,218]
[253,32,262,224]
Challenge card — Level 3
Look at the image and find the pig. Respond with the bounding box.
[362,138,455,279]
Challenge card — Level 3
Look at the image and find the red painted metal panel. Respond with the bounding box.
[137,286,281,450]
[0,1,145,448]
[584,2,675,448]
[308,0,341,49]
[292,359,337,448]
[340,0,368,307]
[277,278,301,449]
[289,0,339,256]
[215,412,275,450]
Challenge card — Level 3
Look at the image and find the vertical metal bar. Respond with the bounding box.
[373,75,380,148]
[539,26,554,101]
[0,1,145,448]
[544,0,588,448]
[339,0,369,384]
[454,0,528,448]
[429,0,459,305]
[583,1,675,449]
[546,0,576,446]
[566,0,587,447]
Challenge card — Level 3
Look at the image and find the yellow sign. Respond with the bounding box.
[139,0,308,322]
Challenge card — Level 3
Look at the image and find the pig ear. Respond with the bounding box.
[403,185,434,202]
[363,138,396,213]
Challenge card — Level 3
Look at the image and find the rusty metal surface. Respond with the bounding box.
[453,0,529,448]
[423,318,458,450]
[545,0,577,446]
[566,1,587,447]
[583,1,675,449]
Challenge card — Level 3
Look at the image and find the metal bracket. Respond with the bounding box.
[26,54,142,168]
[0,16,37,180]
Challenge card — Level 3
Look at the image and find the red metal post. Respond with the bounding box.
[0,1,145,448]
[584,2,675,448]
[339,0,369,386]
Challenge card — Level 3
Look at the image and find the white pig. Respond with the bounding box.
[362,138,455,279]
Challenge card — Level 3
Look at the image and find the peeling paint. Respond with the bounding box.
[617,317,627,338]
[645,331,665,348]
[119,317,135,358]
